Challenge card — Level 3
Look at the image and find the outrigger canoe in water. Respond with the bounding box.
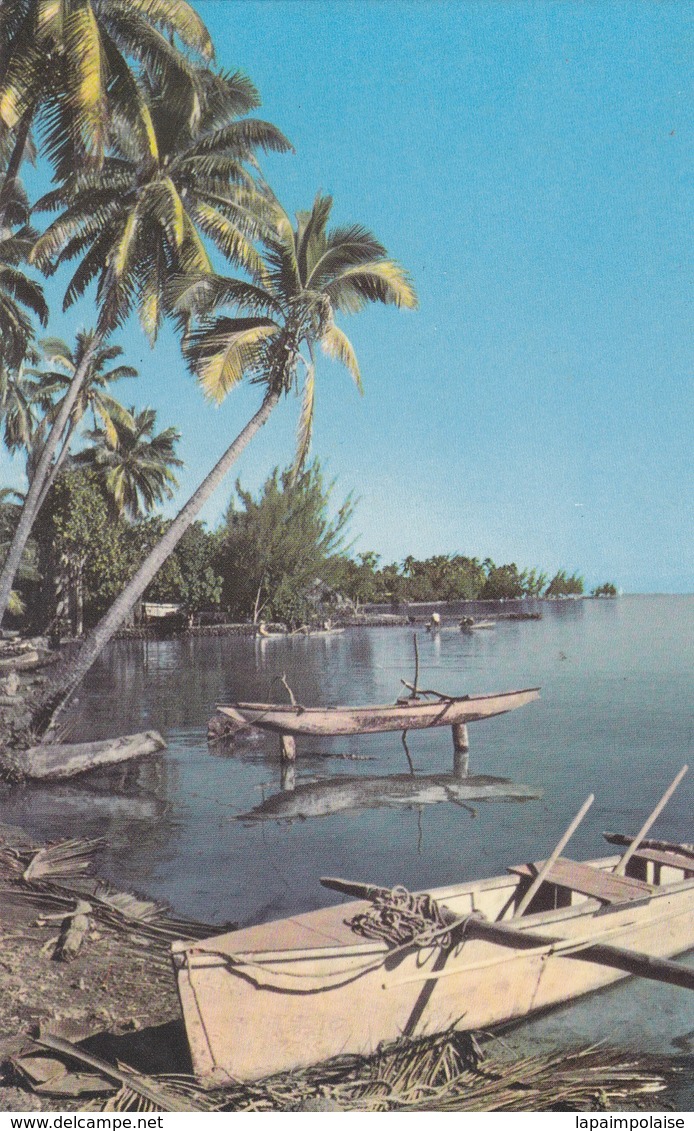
[216,686,540,737]
[173,767,694,1084]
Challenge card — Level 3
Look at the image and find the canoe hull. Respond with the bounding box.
[217,687,540,737]
[173,858,694,1084]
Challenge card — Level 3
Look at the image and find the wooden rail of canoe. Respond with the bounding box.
[320,876,694,993]
[217,686,540,762]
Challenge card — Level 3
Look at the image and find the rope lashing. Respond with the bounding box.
[348,886,454,950]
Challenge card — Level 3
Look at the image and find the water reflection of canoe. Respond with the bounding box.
[217,687,539,737]
[237,772,542,821]
[174,828,694,1083]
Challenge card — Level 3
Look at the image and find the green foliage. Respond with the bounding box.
[592,581,618,597]
[0,225,47,371]
[217,461,353,624]
[0,487,38,617]
[76,406,183,518]
[545,570,585,598]
[327,551,383,610]
[29,480,223,632]
[328,553,588,606]
[480,563,526,601]
[33,468,129,632]
[142,521,223,611]
[402,554,486,602]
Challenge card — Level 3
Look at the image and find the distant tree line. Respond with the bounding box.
[330,554,588,608]
[3,458,616,635]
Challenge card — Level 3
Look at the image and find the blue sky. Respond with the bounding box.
[3,1,692,592]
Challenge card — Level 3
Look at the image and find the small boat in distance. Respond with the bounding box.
[460,617,496,631]
[174,769,694,1084]
[217,687,540,737]
[257,621,345,640]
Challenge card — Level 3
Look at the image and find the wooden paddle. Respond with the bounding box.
[614,765,688,875]
[320,875,694,992]
[512,794,594,919]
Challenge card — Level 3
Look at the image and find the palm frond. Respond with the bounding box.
[184,316,279,402]
[320,324,362,390]
[165,271,280,320]
[187,118,292,159]
[39,337,74,369]
[324,261,419,313]
[119,0,214,60]
[296,192,333,284]
[63,0,107,161]
[0,21,44,129]
[100,27,159,164]
[293,361,315,476]
[189,200,265,278]
[305,225,389,289]
[0,265,48,324]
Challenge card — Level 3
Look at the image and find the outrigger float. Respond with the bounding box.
[173,766,694,1085]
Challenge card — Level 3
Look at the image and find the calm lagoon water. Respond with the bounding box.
[2,594,694,1061]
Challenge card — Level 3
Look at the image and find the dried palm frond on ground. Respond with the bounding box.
[0,834,223,953]
[21,839,105,883]
[188,1030,684,1113]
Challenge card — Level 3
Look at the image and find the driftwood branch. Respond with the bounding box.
[400,680,470,703]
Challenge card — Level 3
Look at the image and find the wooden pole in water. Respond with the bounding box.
[452,722,470,776]
[452,722,469,753]
[513,794,594,918]
[279,733,296,762]
[453,746,469,779]
[280,761,296,791]
[614,764,688,876]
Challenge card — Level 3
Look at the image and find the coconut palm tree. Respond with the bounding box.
[0,221,47,499]
[0,360,41,455]
[0,225,47,371]
[33,192,417,731]
[0,0,214,190]
[31,66,290,340]
[0,68,289,624]
[76,405,182,518]
[28,331,137,512]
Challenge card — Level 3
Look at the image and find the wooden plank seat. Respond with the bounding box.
[631,846,694,874]
[508,856,653,904]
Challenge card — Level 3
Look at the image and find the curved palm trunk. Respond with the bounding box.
[35,387,281,735]
[0,338,100,623]
[34,417,79,516]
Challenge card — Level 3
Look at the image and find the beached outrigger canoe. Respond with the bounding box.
[173,767,694,1084]
[216,686,540,737]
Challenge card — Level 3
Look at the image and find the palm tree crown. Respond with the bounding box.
[32,330,137,442]
[77,404,182,518]
[179,192,418,469]
[0,225,48,371]
[31,67,291,341]
[0,0,214,176]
